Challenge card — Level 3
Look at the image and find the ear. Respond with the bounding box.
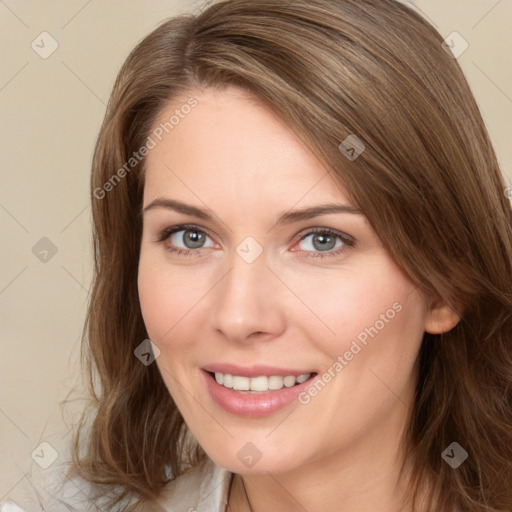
[424,295,462,334]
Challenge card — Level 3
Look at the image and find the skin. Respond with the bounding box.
[137,86,460,512]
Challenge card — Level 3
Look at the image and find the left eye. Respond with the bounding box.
[297,231,344,252]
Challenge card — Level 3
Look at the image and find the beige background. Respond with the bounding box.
[1,0,511,505]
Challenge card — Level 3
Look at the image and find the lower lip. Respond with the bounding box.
[201,369,317,418]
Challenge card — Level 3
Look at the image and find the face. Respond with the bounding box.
[137,86,432,475]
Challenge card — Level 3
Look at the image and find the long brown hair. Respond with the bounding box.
[67,0,512,510]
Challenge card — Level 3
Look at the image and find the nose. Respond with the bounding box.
[210,248,286,343]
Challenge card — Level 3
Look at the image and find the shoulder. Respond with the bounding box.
[1,433,134,512]
[1,453,118,512]
[1,432,232,512]
[150,457,233,512]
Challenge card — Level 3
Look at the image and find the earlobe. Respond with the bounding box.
[424,297,462,335]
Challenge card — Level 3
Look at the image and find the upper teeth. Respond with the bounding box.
[214,372,311,392]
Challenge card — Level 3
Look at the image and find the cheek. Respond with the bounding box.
[318,286,426,409]
[137,259,201,399]
[137,264,170,341]
[293,286,426,451]
[138,253,184,342]
[137,252,213,347]
[296,265,421,358]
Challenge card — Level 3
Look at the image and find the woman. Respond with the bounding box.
[25,0,512,511]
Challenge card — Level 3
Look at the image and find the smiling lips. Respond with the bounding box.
[201,364,318,417]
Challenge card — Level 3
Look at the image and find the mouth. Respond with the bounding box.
[201,366,319,417]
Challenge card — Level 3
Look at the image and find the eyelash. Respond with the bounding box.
[156,224,355,260]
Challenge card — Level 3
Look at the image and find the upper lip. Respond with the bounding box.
[202,363,316,378]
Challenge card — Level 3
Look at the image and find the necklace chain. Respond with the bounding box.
[227,474,254,512]
[242,476,254,512]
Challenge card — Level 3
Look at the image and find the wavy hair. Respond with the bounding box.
[66,0,512,510]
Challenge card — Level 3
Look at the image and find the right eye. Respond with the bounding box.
[157,224,216,256]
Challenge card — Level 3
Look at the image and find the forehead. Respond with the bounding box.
[143,87,352,211]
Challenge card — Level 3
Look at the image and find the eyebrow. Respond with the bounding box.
[142,198,363,227]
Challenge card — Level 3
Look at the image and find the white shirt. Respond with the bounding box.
[1,455,233,512]
[155,457,232,512]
